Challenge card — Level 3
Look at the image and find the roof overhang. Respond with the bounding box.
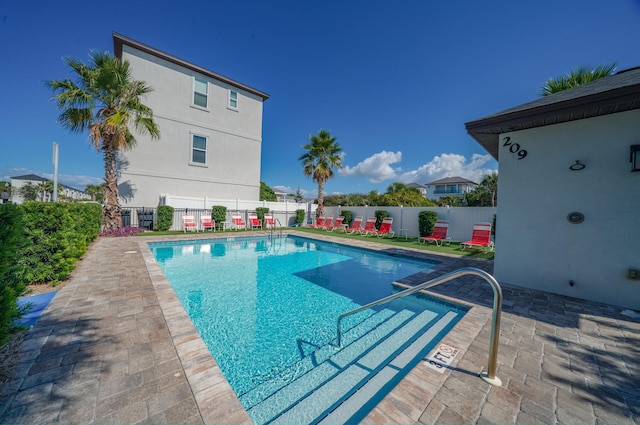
[465,73,640,161]
[113,32,270,101]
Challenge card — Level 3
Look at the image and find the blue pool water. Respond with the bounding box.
[149,235,464,415]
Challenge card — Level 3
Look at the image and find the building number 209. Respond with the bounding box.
[502,137,527,159]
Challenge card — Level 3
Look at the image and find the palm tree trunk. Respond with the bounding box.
[102,147,122,230]
[316,181,325,217]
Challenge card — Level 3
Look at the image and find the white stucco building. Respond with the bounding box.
[10,174,90,204]
[466,67,640,310]
[113,33,270,207]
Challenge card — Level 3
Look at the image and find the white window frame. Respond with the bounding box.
[228,90,238,110]
[190,134,208,166]
[192,77,208,109]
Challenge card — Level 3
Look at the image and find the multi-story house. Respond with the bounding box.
[113,33,270,207]
[424,176,477,201]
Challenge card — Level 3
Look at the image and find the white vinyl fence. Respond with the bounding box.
[159,194,496,240]
[160,194,316,229]
[321,206,497,242]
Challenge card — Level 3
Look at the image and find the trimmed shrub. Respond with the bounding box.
[156,205,174,231]
[418,210,439,236]
[341,210,353,227]
[211,206,227,230]
[20,202,101,284]
[256,207,269,223]
[295,209,305,225]
[0,204,28,344]
[374,210,389,229]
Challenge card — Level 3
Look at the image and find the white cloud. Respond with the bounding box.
[340,151,402,183]
[397,153,496,185]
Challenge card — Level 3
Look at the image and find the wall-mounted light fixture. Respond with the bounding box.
[569,160,585,171]
[631,145,640,172]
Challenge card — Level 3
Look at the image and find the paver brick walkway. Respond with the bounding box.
[0,231,638,424]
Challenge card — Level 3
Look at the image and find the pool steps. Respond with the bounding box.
[244,304,460,424]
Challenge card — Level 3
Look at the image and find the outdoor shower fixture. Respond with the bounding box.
[631,145,640,172]
[569,160,586,171]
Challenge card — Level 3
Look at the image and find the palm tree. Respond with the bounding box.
[299,130,343,217]
[47,50,160,230]
[540,63,617,96]
[85,184,104,203]
[480,172,498,207]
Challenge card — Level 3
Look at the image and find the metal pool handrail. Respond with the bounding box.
[336,267,503,386]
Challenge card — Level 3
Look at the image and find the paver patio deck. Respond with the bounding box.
[0,231,638,424]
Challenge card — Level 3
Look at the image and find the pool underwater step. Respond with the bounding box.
[246,309,459,425]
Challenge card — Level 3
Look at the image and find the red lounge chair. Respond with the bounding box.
[461,222,494,252]
[326,216,345,232]
[343,216,363,234]
[321,216,335,230]
[182,215,198,232]
[264,213,276,229]
[200,215,215,232]
[309,216,326,229]
[359,217,378,236]
[248,212,262,230]
[229,213,246,230]
[369,217,394,238]
[419,221,450,246]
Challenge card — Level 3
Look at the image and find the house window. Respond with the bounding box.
[191,135,207,164]
[193,77,208,108]
[229,90,238,109]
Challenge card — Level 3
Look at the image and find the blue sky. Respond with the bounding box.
[1,1,638,198]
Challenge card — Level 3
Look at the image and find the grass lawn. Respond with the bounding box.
[139,227,494,260]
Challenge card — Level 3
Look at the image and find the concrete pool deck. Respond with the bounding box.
[0,231,638,424]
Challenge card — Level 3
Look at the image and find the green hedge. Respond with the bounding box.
[295,209,305,225]
[156,205,174,231]
[374,210,389,229]
[211,206,227,230]
[418,210,439,236]
[256,207,269,223]
[340,210,353,227]
[20,202,102,284]
[0,204,28,345]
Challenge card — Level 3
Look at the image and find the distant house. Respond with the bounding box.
[405,183,427,197]
[466,66,640,310]
[425,177,477,200]
[10,174,90,204]
[113,33,270,207]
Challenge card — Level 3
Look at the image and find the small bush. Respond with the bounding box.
[341,210,353,227]
[256,207,269,223]
[374,210,389,229]
[156,205,174,231]
[295,209,305,225]
[211,206,227,230]
[418,210,439,236]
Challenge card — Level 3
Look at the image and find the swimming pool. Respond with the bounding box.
[149,235,466,423]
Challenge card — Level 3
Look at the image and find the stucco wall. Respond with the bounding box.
[118,45,263,207]
[494,109,640,309]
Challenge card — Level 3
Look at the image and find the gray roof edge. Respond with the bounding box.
[466,67,640,129]
[426,176,478,185]
[11,174,87,192]
[113,32,270,101]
